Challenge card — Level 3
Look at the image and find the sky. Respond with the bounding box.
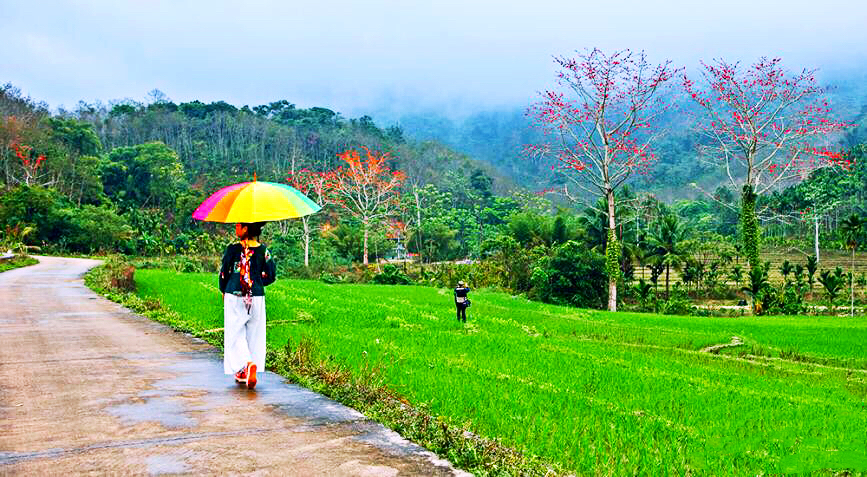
[2,0,866,120]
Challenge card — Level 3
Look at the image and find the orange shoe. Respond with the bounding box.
[246,362,257,389]
[234,368,247,384]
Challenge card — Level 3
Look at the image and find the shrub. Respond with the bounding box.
[759,284,806,316]
[319,271,344,284]
[659,285,692,315]
[87,256,136,293]
[530,240,607,309]
[0,185,59,243]
[171,255,212,273]
[372,264,411,285]
[57,205,134,253]
[0,185,134,254]
[111,266,135,292]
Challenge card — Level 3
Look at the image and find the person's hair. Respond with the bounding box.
[240,222,265,239]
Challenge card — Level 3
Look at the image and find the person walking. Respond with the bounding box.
[454,280,471,323]
[219,222,276,389]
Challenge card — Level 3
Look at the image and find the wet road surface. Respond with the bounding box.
[0,256,467,476]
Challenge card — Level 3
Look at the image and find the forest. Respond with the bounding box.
[3,52,867,317]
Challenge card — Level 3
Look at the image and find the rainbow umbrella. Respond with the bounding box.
[192,178,321,223]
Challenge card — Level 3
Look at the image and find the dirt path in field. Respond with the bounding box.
[0,256,467,476]
[700,336,744,354]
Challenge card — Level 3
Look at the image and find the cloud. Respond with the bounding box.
[1,0,864,116]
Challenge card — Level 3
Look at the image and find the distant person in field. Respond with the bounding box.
[219,221,276,389]
[454,280,471,323]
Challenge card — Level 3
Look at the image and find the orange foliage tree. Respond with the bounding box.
[330,147,405,265]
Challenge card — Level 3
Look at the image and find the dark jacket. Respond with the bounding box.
[454,286,471,305]
[219,243,277,296]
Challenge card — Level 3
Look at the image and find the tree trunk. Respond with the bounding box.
[606,189,618,312]
[363,221,369,265]
[741,185,760,270]
[414,186,423,263]
[302,217,310,268]
[852,247,856,317]
[665,264,670,299]
[814,217,820,264]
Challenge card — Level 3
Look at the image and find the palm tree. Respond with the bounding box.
[682,261,699,292]
[818,268,845,313]
[793,263,805,288]
[780,260,793,284]
[577,203,608,253]
[742,266,770,314]
[633,279,655,311]
[840,214,864,317]
[729,265,744,289]
[646,214,690,299]
[806,255,818,292]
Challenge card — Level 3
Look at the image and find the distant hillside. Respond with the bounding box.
[66,96,517,195]
[394,74,867,201]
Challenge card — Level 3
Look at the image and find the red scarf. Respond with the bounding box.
[239,241,254,313]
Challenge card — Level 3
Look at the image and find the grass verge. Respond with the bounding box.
[0,254,38,273]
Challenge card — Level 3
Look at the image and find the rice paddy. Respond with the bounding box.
[135,269,867,475]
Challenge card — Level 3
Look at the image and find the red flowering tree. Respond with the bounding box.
[683,57,850,268]
[286,168,337,267]
[2,116,50,187]
[330,147,405,265]
[528,49,678,311]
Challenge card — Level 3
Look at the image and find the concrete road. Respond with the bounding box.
[0,257,467,476]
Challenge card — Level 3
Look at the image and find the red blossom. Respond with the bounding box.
[683,57,851,194]
[527,48,679,199]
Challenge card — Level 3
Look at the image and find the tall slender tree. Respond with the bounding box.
[683,57,850,270]
[329,147,405,265]
[841,214,863,316]
[286,168,336,267]
[646,213,690,298]
[528,49,679,311]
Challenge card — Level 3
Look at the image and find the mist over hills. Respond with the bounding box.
[385,69,867,201]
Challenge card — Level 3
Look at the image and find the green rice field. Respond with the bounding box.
[136,269,867,475]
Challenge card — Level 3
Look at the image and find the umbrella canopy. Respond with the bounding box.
[192,180,321,223]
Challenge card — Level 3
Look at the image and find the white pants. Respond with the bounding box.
[223,294,266,376]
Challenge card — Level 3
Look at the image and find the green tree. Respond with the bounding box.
[469,168,493,200]
[779,260,793,284]
[742,266,770,314]
[840,214,864,316]
[408,221,461,262]
[551,215,568,245]
[508,211,551,247]
[633,279,655,311]
[531,240,608,309]
[0,185,60,244]
[646,214,690,299]
[729,265,744,289]
[793,263,806,290]
[101,142,185,208]
[806,255,819,292]
[818,268,846,312]
[44,117,101,156]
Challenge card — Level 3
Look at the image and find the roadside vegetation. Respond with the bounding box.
[0,254,37,273]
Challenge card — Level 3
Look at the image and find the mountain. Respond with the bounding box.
[393,74,867,202]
